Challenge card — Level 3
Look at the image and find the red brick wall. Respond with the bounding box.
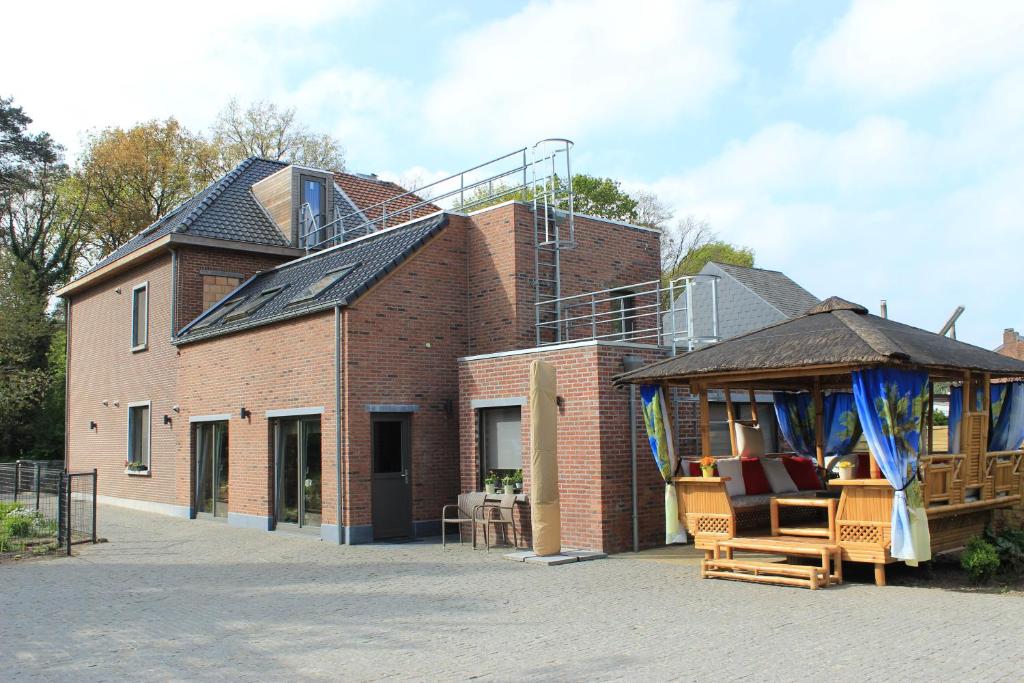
[177,313,338,520]
[464,202,661,354]
[342,216,469,528]
[174,246,290,333]
[458,342,685,552]
[66,254,181,506]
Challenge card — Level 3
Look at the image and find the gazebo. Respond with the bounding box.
[616,297,1024,588]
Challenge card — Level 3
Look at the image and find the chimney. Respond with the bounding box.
[1005,328,1019,347]
[880,300,888,319]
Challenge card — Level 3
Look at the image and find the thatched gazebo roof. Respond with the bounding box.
[615,296,1024,386]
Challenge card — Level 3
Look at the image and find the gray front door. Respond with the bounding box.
[371,413,412,539]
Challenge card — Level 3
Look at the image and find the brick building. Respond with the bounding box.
[996,328,1024,360]
[59,147,692,552]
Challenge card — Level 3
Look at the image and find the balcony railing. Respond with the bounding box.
[535,274,720,352]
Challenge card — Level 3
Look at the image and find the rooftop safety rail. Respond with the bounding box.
[535,273,721,353]
[299,139,575,253]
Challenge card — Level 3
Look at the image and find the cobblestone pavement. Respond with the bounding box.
[1,505,1021,681]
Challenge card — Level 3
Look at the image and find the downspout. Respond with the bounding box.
[334,305,344,544]
[170,247,178,337]
[629,383,639,553]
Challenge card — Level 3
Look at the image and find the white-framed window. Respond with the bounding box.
[479,406,522,479]
[126,401,151,475]
[131,282,148,351]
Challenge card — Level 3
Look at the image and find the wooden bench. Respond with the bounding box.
[704,536,842,590]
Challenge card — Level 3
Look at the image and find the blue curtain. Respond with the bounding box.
[773,392,816,457]
[823,392,862,456]
[852,368,931,564]
[640,385,686,544]
[990,382,1024,451]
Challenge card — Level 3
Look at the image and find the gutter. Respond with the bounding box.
[64,299,71,471]
[334,305,345,544]
[170,247,178,336]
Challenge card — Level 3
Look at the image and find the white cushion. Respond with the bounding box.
[761,458,798,494]
[734,423,765,457]
[715,457,746,497]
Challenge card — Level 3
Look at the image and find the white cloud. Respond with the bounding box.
[634,70,1024,346]
[424,0,740,147]
[0,0,373,159]
[800,0,1024,99]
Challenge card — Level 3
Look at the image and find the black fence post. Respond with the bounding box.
[34,462,41,511]
[65,473,72,557]
[91,468,98,544]
[14,460,20,503]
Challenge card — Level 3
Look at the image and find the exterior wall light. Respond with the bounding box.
[240,406,251,420]
[89,421,97,430]
[163,414,172,425]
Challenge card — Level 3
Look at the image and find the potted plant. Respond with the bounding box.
[836,460,856,480]
[484,471,498,494]
[699,456,716,478]
[502,474,516,494]
[513,469,524,492]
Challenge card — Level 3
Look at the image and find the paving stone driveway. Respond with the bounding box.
[1,505,1021,681]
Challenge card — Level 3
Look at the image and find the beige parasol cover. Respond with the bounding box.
[529,359,561,556]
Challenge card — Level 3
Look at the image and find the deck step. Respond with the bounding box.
[703,558,826,590]
[703,537,844,590]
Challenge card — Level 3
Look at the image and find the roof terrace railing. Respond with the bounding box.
[535,274,721,353]
[299,140,574,252]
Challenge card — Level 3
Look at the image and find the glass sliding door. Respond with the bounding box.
[274,417,322,529]
[194,421,229,518]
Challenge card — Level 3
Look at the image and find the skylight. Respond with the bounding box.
[290,264,358,305]
[192,297,247,330]
[223,285,287,322]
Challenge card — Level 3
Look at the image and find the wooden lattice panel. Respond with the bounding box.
[690,514,730,536]
[839,523,882,545]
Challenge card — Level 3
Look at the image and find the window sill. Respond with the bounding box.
[131,344,148,353]
[125,468,151,477]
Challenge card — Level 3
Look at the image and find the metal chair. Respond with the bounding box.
[474,493,519,552]
[442,492,487,547]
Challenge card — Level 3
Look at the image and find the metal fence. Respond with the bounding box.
[0,461,97,557]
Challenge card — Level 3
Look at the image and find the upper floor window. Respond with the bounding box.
[612,289,636,339]
[131,282,148,351]
[299,175,327,248]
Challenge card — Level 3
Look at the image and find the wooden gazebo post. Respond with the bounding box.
[698,385,711,458]
[748,389,759,428]
[813,378,825,468]
[724,387,738,456]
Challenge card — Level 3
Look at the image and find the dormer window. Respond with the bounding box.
[300,175,327,248]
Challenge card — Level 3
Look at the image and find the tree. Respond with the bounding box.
[634,191,673,231]
[0,96,58,192]
[210,98,346,171]
[0,254,55,459]
[77,118,218,257]
[568,175,638,222]
[662,215,754,277]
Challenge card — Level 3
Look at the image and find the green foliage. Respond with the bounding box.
[0,96,59,192]
[670,240,754,277]
[931,411,949,426]
[961,536,1001,582]
[568,175,638,222]
[986,526,1024,576]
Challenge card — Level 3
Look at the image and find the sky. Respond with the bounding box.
[3,0,1023,347]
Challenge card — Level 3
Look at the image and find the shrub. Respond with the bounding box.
[0,501,24,519]
[1,509,35,538]
[986,526,1024,576]
[961,536,1001,582]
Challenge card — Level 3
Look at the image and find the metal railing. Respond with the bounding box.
[535,274,720,352]
[0,461,97,558]
[299,139,575,252]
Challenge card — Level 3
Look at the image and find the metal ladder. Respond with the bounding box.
[532,139,575,345]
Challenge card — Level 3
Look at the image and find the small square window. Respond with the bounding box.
[223,285,286,322]
[127,402,151,474]
[131,283,148,351]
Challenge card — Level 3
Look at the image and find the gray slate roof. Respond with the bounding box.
[175,213,448,344]
[618,297,1024,384]
[709,262,819,318]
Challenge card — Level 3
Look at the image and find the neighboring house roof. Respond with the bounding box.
[334,172,439,223]
[706,261,820,318]
[77,158,295,280]
[176,213,448,344]
[618,296,1024,384]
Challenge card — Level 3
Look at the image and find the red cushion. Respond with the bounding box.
[688,460,717,476]
[782,456,822,490]
[856,453,871,478]
[740,457,771,495]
